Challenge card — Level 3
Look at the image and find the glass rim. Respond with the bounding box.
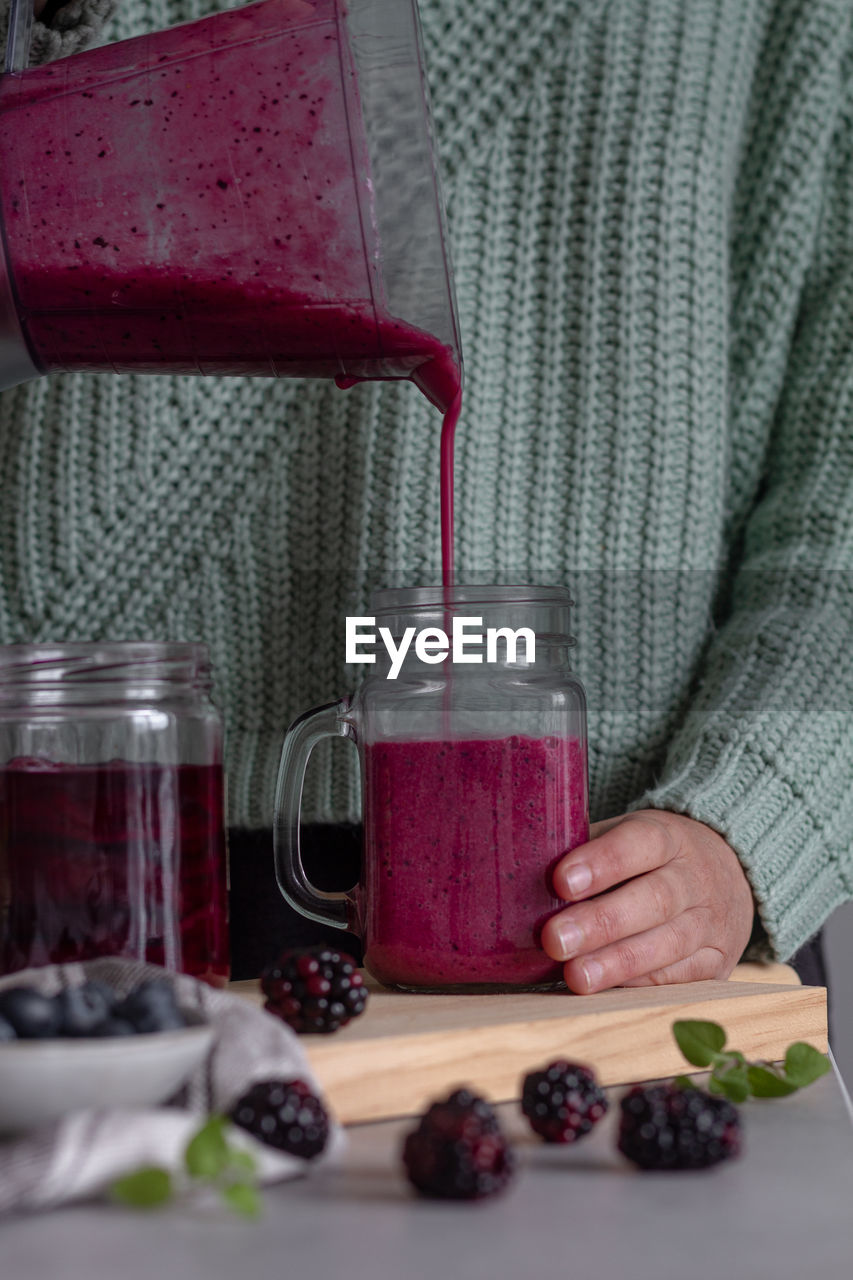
[370,584,574,611]
[0,642,210,683]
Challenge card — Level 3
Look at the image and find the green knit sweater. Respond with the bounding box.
[1,0,851,963]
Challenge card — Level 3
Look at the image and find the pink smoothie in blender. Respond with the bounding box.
[0,0,461,410]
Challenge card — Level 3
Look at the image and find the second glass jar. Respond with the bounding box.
[0,643,229,985]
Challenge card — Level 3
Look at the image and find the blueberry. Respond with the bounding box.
[0,987,62,1039]
[114,980,186,1033]
[55,980,117,1037]
[95,1017,136,1037]
[0,1013,17,1042]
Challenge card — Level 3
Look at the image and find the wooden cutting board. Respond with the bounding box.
[230,963,827,1124]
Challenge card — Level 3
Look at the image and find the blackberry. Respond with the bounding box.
[617,1083,742,1171]
[402,1088,515,1200]
[521,1060,608,1143]
[261,946,368,1034]
[229,1079,329,1159]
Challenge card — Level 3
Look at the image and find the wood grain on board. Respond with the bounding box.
[229,963,826,1124]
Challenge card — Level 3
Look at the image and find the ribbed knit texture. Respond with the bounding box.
[27,0,115,64]
[0,0,851,961]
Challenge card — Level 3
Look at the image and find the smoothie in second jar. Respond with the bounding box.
[0,758,229,984]
[360,734,588,989]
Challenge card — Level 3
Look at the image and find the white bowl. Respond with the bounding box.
[0,1020,214,1135]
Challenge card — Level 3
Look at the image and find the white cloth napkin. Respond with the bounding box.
[0,958,344,1215]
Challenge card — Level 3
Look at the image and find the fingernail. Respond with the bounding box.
[581,958,604,991]
[564,863,592,897]
[555,920,583,958]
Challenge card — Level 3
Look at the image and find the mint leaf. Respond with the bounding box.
[222,1182,262,1219]
[746,1065,798,1098]
[185,1115,230,1180]
[674,1075,696,1090]
[709,1065,750,1103]
[228,1148,258,1175]
[671,1021,830,1102]
[108,1116,263,1220]
[111,1167,173,1209]
[672,1019,727,1067]
[783,1043,831,1089]
[109,1116,263,1220]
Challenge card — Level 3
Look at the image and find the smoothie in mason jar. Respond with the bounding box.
[361,733,589,988]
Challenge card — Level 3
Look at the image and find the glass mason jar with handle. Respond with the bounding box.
[275,585,588,991]
[0,642,229,985]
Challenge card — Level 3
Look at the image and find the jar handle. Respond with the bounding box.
[5,0,32,74]
[273,698,356,931]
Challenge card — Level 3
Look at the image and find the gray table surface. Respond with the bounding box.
[3,1064,852,1280]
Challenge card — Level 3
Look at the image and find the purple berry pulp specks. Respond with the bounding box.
[521,1060,609,1143]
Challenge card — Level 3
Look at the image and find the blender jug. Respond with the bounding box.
[0,0,461,408]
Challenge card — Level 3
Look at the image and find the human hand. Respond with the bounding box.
[540,810,756,993]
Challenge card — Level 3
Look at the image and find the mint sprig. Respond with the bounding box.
[110,1115,260,1218]
[185,1114,231,1180]
[672,1020,829,1102]
[111,1166,173,1209]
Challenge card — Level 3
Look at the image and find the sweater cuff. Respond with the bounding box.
[29,0,113,65]
[634,731,851,963]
